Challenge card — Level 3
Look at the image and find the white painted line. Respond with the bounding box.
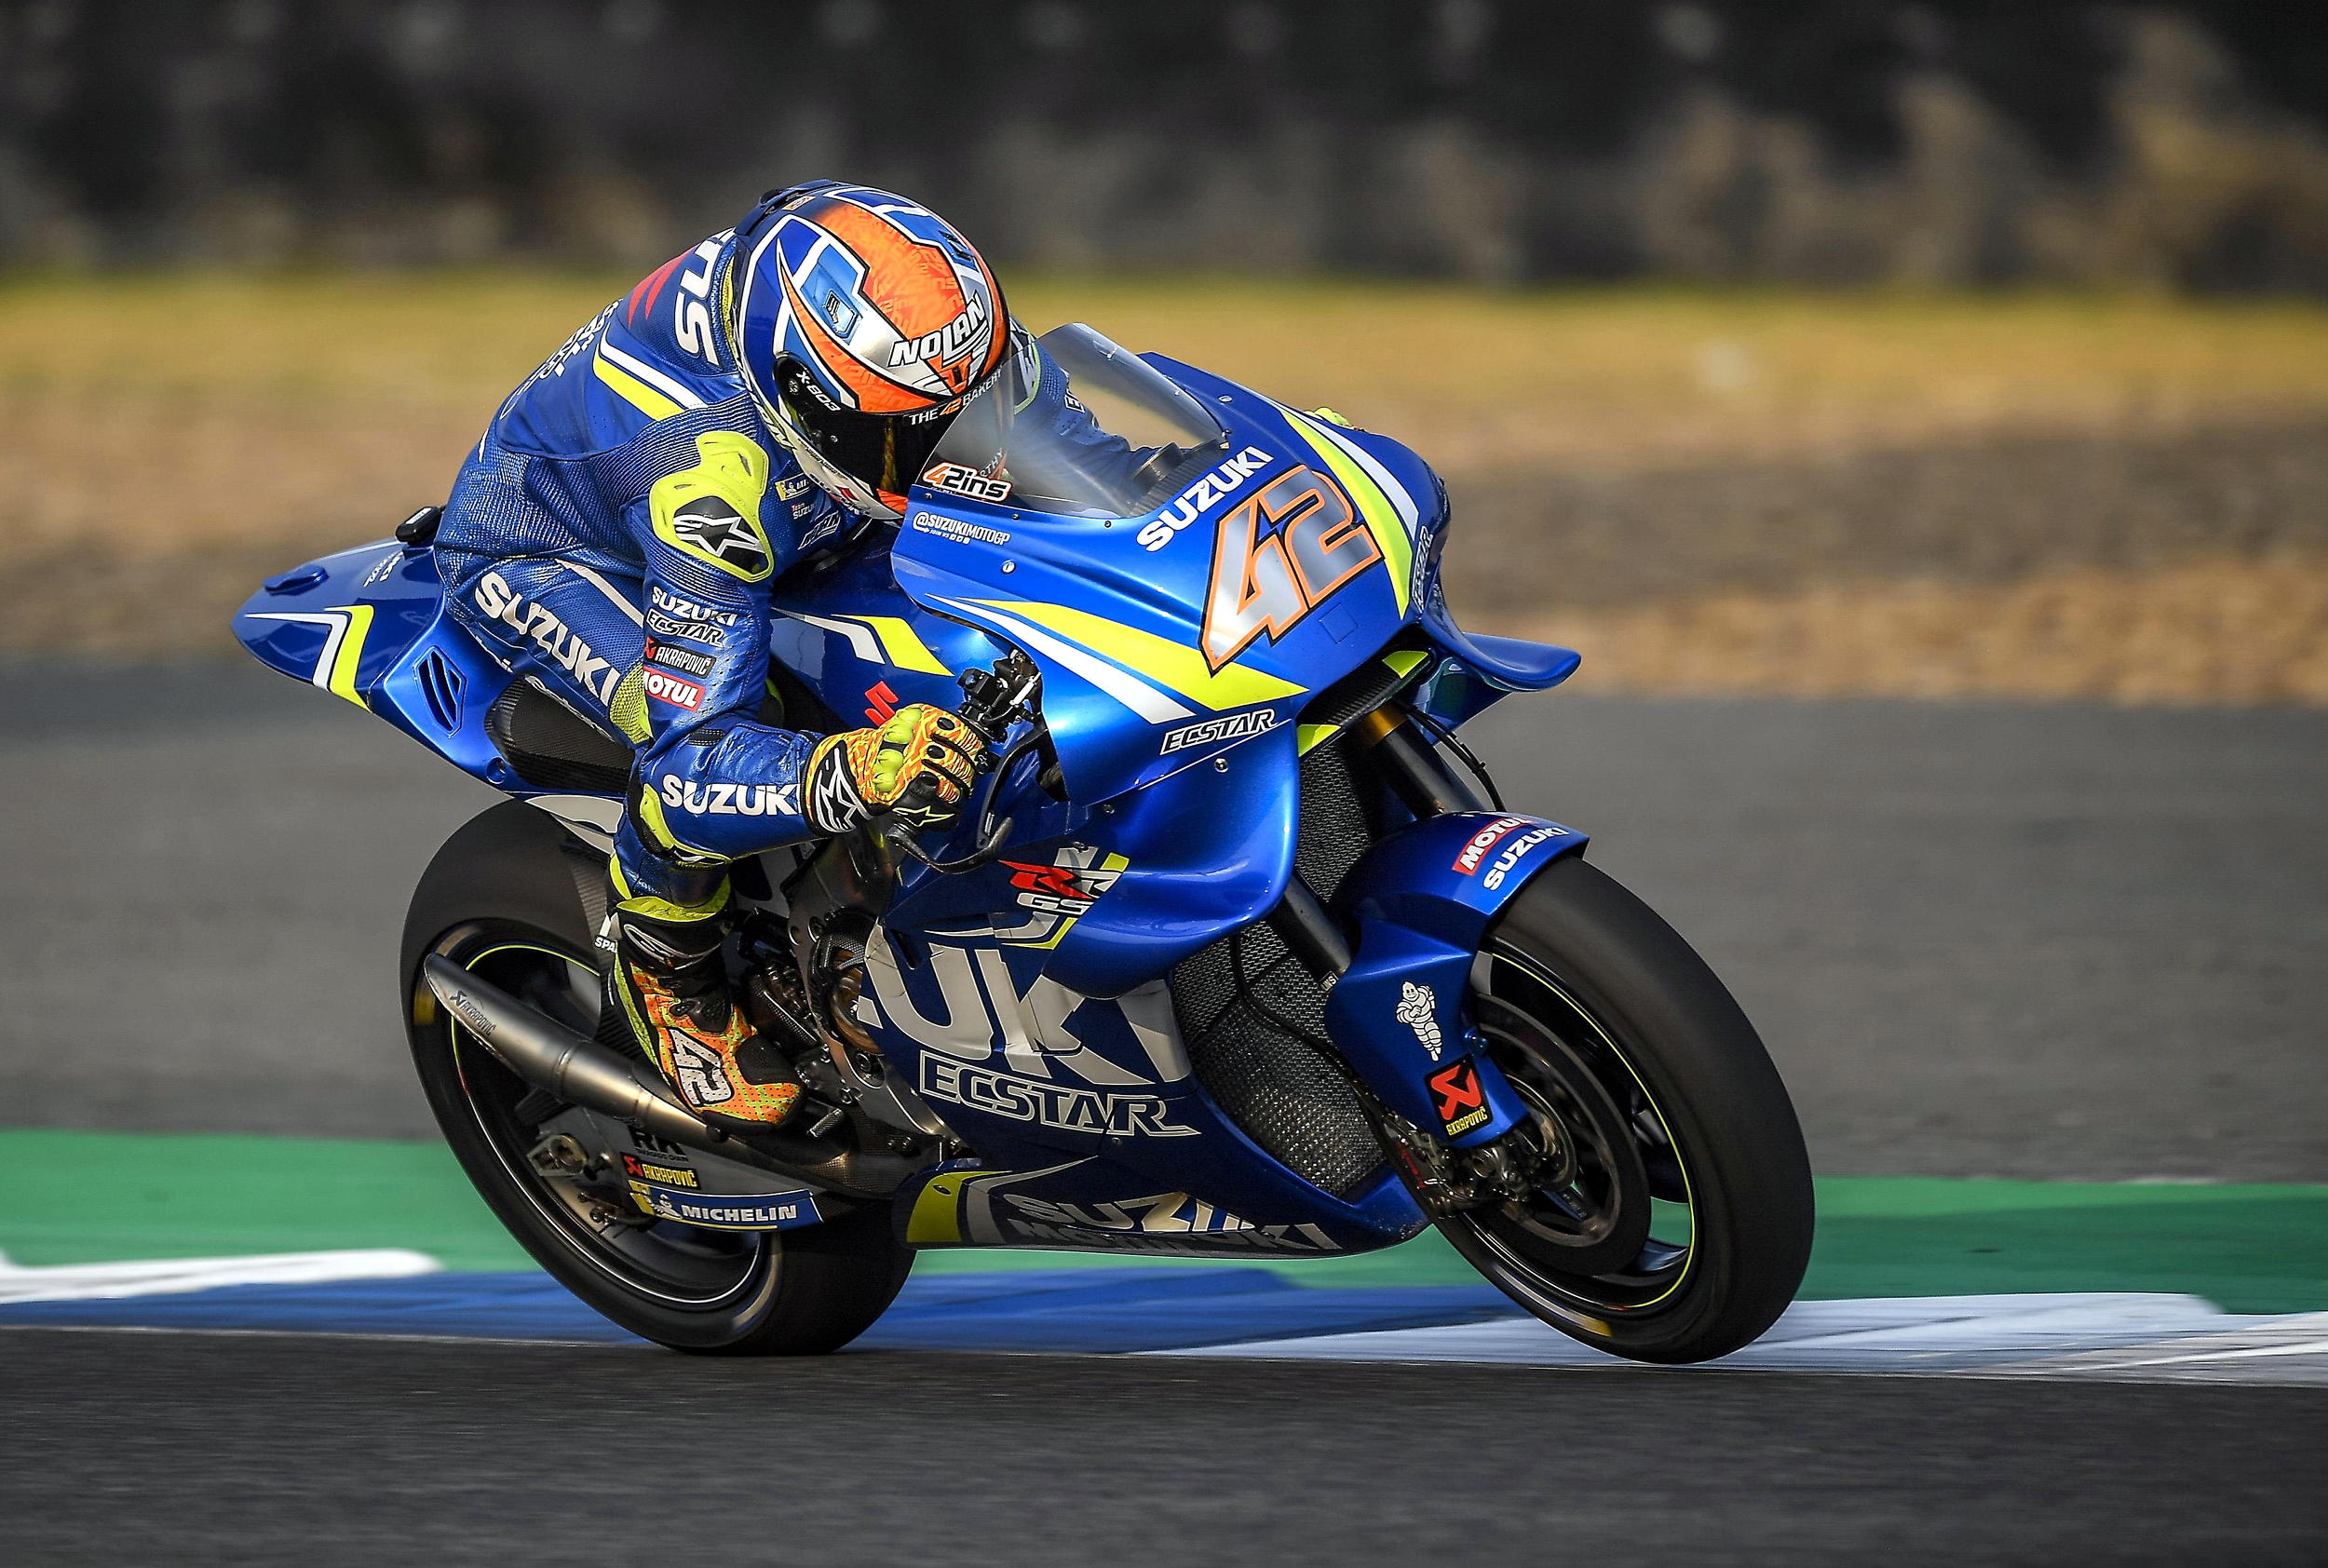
[0,1249,440,1304]
[1151,1293,2320,1384]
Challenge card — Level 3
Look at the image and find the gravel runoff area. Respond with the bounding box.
[0,660,2321,1182]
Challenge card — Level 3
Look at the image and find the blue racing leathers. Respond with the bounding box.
[437,223,1125,919]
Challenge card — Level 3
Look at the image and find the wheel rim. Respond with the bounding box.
[1447,942,1698,1318]
[424,924,772,1311]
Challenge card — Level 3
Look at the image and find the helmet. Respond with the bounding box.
[730,182,1013,521]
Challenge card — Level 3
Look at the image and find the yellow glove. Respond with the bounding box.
[805,704,986,834]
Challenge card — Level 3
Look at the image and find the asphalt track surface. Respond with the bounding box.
[4,1327,2323,1567]
[4,660,2324,1180]
[6,664,2326,1563]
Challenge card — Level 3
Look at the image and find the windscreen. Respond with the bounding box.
[925,323,1229,519]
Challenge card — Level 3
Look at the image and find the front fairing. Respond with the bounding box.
[888,357,1449,805]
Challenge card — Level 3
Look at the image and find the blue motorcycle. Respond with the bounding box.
[235,324,1812,1363]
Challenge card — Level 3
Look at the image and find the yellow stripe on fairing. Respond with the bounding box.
[1286,409,1414,615]
[977,600,1305,710]
[594,349,683,421]
[858,615,953,676]
[1296,723,1337,755]
[324,604,373,707]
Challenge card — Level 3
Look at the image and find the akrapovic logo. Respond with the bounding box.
[1136,446,1274,551]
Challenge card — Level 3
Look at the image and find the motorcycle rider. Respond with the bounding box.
[435,182,1114,1132]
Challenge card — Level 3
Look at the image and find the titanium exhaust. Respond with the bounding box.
[417,953,914,1199]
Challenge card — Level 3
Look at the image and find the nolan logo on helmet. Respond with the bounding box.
[887,293,990,371]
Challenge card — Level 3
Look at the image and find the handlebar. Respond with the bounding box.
[877,649,1044,876]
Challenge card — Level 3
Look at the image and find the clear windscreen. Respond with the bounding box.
[926,323,1229,518]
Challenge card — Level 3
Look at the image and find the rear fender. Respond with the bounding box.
[1323,812,1588,1146]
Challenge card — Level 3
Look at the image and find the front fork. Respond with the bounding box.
[1280,702,1587,1213]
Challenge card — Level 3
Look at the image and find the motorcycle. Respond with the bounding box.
[233,322,1813,1363]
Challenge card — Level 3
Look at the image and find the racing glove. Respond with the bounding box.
[804,704,986,835]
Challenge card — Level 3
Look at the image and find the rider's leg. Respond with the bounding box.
[438,549,804,1129]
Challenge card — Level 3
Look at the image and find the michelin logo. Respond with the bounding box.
[1394,981,1443,1061]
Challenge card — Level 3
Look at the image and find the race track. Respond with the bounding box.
[5,1329,2324,1567]
[3,660,2323,1179]
[3,661,2325,1562]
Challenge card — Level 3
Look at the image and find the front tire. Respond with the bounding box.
[399,801,912,1354]
[1439,854,1814,1363]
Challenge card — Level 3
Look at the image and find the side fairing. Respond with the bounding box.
[855,926,1425,1247]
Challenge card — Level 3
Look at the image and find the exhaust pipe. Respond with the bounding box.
[418,953,913,1199]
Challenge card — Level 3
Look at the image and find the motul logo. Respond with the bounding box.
[1453,817,1528,875]
[642,669,704,710]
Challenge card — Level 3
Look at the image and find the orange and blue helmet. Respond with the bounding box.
[730,182,1014,520]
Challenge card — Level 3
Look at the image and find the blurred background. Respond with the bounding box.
[1,0,2323,1184]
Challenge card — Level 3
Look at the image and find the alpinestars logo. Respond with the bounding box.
[668,497,771,578]
[805,746,871,834]
[1395,981,1443,1060]
[667,1034,735,1107]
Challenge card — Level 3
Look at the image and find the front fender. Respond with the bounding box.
[1323,813,1588,1146]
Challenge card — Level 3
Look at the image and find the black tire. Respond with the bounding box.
[1437,853,1814,1363]
[399,801,912,1355]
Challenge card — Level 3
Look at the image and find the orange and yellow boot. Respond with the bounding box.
[610,906,802,1129]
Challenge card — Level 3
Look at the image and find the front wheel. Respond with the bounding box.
[1439,854,1814,1363]
[399,801,913,1354]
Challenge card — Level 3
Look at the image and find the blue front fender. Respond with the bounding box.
[1323,813,1588,1145]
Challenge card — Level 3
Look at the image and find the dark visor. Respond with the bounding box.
[774,358,966,502]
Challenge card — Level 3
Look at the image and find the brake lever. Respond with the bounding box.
[887,815,1016,875]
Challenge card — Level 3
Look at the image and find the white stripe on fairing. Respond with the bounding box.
[786,610,885,665]
[0,1249,440,1304]
[598,340,704,410]
[1283,404,1420,534]
[934,598,1195,724]
[559,561,644,627]
[246,610,350,692]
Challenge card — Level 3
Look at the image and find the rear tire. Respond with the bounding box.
[1438,854,1814,1363]
[399,801,912,1354]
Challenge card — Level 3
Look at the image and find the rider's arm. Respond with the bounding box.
[623,430,823,857]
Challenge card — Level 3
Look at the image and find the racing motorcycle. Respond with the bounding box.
[234,324,1813,1363]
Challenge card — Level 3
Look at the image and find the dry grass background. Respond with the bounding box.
[3,272,2324,700]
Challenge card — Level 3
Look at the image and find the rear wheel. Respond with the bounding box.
[399,802,911,1354]
[1437,854,1813,1363]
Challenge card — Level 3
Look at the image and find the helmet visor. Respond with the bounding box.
[774,358,962,509]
